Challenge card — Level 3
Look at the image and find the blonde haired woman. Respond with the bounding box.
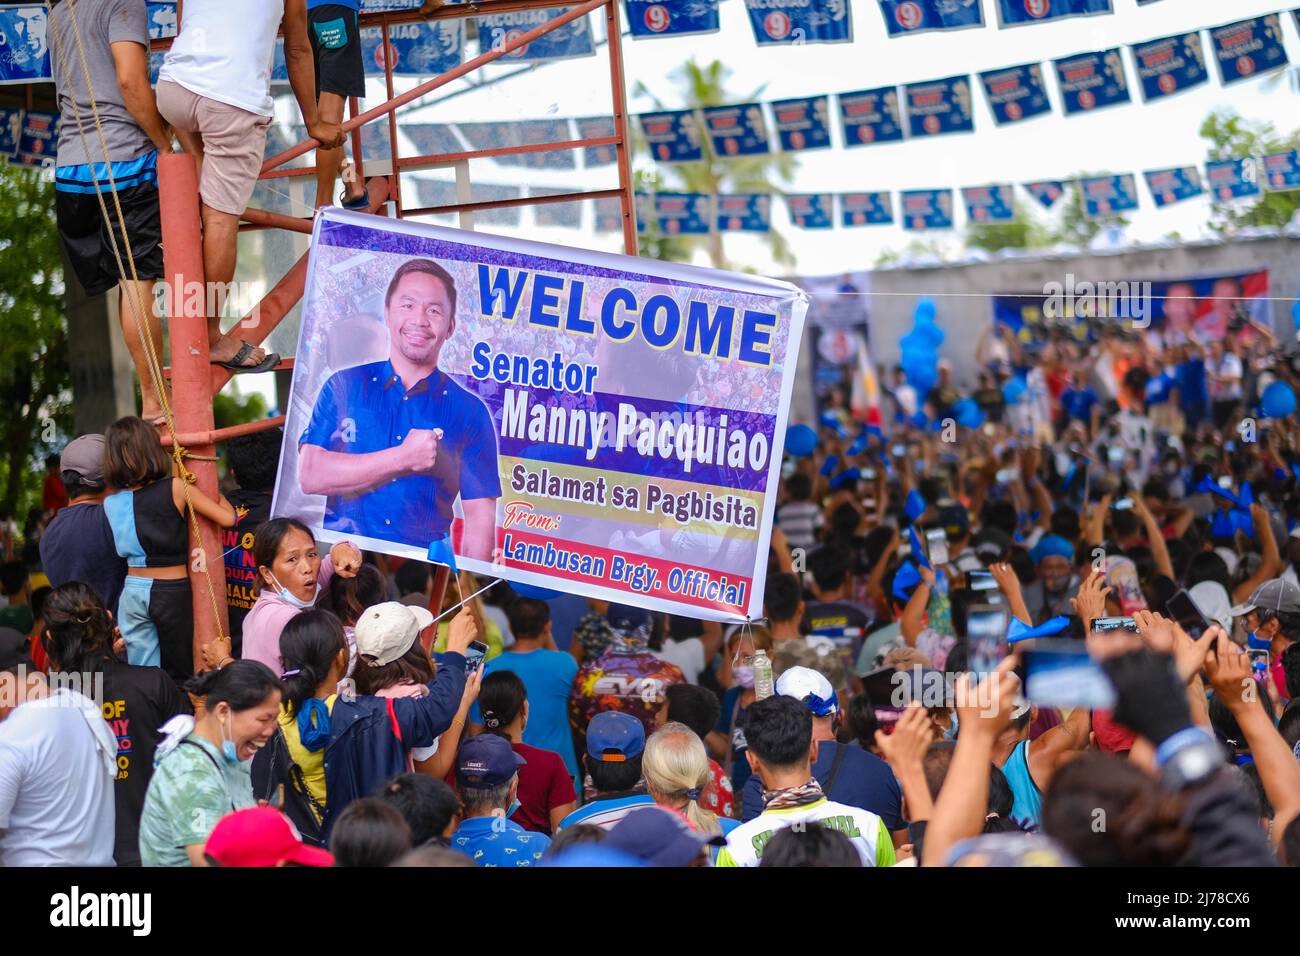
[643,723,739,857]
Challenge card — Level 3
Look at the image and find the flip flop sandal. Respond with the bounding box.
[211,340,281,374]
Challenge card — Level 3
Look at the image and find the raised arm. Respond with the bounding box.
[900,566,934,646]
[1131,496,1174,581]
[920,662,1019,867]
[1232,505,1283,605]
[1206,628,1300,845]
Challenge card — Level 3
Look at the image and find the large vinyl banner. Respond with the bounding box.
[274,210,807,622]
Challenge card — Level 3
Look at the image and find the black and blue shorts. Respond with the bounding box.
[309,4,366,100]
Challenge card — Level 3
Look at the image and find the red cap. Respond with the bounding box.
[204,807,335,868]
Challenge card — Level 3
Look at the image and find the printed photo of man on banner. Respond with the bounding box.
[275,210,808,622]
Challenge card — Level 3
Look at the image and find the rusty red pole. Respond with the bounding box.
[158,152,230,672]
[604,0,637,255]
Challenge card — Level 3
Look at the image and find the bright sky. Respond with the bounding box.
[321,0,1300,275]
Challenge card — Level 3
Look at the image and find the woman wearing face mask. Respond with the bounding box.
[252,606,479,845]
[705,627,772,797]
[137,660,282,867]
[220,517,362,675]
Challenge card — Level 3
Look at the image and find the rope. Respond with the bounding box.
[47,0,228,647]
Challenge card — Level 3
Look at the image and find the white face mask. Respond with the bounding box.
[268,571,320,610]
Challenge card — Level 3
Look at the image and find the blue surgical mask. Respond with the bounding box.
[506,798,522,819]
[943,711,959,741]
[221,712,240,764]
[270,572,320,610]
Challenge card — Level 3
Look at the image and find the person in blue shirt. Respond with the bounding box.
[1058,371,1099,437]
[557,712,657,830]
[449,734,550,867]
[298,258,501,559]
[471,597,580,780]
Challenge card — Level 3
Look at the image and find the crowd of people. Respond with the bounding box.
[0,292,1297,868]
[4,0,1299,874]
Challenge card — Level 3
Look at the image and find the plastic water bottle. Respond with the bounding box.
[752,650,774,701]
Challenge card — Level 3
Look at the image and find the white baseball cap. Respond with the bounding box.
[775,666,838,717]
[354,601,435,667]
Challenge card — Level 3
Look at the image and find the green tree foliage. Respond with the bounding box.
[965,199,1052,253]
[0,165,71,517]
[1199,107,1300,232]
[635,59,797,269]
[212,390,269,431]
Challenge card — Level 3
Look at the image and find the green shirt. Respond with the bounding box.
[138,734,255,867]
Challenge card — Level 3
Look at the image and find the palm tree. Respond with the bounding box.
[635,59,798,269]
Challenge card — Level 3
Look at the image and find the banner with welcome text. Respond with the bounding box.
[273,209,807,622]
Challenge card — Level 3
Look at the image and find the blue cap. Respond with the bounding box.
[586,711,645,762]
[605,808,726,867]
[606,603,651,634]
[1029,534,1074,565]
[541,845,646,868]
[455,734,526,787]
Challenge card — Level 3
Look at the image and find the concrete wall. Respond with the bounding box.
[62,248,137,435]
[852,234,1300,389]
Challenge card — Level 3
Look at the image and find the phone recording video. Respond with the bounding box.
[1023,640,1117,710]
[1166,589,1211,640]
[924,527,950,567]
[967,604,1009,672]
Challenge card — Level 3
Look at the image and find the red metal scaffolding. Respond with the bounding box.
[154,0,639,668]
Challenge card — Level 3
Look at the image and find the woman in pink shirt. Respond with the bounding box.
[207,517,361,673]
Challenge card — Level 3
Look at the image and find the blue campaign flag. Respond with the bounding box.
[362,20,464,77]
[904,75,974,137]
[0,106,21,157]
[1023,180,1066,209]
[1130,31,1208,102]
[147,2,178,38]
[653,192,711,235]
[786,193,834,229]
[1144,167,1203,207]
[1205,159,1262,201]
[634,192,651,234]
[716,193,772,232]
[14,109,56,166]
[426,538,458,575]
[770,96,832,152]
[819,453,841,475]
[701,103,771,157]
[900,189,954,230]
[979,63,1051,125]
[476,7,594,62]
[593,197,625,234]
[840,191,893,226]
[1007,616,1070,643]
[1054,50,1131,115]
[576,116,617,168]
[1210,15,1289,86]
[905,489,928,521]
[0,4,51,84]
[625,0,720,38]
[962,184,1016,223]
[996,0,1112,28]
[744,0,854,46]
[908,525,932,570]
[837,86,904,146]
[457,120,575,169]
[1080,174,1139,219]
[877,0,983,37]
[638,110,704,162]
[1263,150,1300,192]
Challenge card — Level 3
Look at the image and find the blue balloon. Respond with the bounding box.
[915,323,945,350]
[1002,376,1027,405]
[1261,381,1297,419]
[510,582,566,600]
[914,298,937,325]
[953,398,984,429]
[785,423,818,458]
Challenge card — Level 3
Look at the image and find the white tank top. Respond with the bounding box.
[158,0,285,117]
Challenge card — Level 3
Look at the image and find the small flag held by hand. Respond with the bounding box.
[426,537,458,576]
